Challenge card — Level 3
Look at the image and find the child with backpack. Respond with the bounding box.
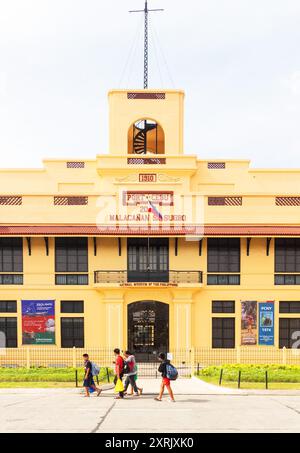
[82,353,102,397]
[155,352,177,403]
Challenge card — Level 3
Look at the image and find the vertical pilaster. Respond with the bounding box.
[104,297,124,350]
[173,297,193,350]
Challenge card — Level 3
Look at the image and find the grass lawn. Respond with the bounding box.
[0,367,114,388]
[197,364,300,390]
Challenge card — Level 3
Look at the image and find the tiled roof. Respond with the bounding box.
[0,225,300,236]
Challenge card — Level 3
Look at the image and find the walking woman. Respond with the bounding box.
[123,351,140,396]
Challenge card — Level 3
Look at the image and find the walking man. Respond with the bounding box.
[123,351,140,396]
[83,353,101,397]
[155,352,175,402]
[113,348,124,399]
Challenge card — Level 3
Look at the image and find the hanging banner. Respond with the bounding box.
[22,301,55,345]
[259,302,275,346]
[241,301,257,345]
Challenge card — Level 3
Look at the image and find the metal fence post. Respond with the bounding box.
[238,370,241,389]
[219,369,223,386]
[72,347,76,369]
[106,367,110,383]
[75,370,78,388]
[26,348,30,370]
[265,371,268,390]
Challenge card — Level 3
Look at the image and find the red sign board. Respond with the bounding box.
[123,191,174,206]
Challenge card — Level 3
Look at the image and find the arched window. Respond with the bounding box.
[128,119,165,155]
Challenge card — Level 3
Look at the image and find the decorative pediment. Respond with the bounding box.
[115,174,139,183]
[158,174,181,183]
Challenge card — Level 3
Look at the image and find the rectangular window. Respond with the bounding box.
[0,275,23,285]
[0,238,23,272]
[61,301,84,314]
[0,317,17,347]
[279,318,300,349]
[207,275,240,285]
[0,301,17,313]
[212,301,235,313]
[275,238,300,273]
[207,238,240,273]
[55,275,88,286]
[279,302,300,314]
[212,318,235,348]
[55,238,88,273]
[61,317,84,348]
[275,275,300,285]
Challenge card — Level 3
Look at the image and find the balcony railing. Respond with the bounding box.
[94,270,203,285]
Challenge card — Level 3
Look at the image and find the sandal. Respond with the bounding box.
[154,397,162,401]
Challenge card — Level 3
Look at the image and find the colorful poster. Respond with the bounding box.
[259,302,275,346]
[241,301,257,345]
[22,301,55,345]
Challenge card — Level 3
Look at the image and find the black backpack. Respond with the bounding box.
[123,361,130,374]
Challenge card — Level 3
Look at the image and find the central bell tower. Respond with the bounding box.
[108,89,185,156]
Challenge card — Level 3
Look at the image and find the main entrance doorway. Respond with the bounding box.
[128,301,169,362]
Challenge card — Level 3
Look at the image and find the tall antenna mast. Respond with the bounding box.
[129,1,164,89]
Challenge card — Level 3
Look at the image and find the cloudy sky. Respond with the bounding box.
[0,0,300,168]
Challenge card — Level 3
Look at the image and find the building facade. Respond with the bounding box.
[1,89,300,360]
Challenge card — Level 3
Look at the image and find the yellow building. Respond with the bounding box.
[0,88,300,363]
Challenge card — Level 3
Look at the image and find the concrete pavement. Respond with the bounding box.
[0,379,300,433]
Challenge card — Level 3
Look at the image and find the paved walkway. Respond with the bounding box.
[1,379,300,433]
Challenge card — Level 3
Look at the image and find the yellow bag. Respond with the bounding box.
[114,378,124,393]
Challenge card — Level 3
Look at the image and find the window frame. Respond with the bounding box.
[279,318,300,349]
[207,238,240,274]
[0,317,18,347]
[55,237,88,273]
[60,301,84,314]
[61,317,84,348]
[0,238,23,273]
[275,238,300,273]
[212,317,235,349]
[279,302,300,314]
[212,301,235,314]
[0,301,17,313]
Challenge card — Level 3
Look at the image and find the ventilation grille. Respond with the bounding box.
[276,197,300,206]
[54,197,88,206]
[208,197,242,206]
[127,158,166,165]
[0,196,22,206]
[207,162,226,169]
[66,162,85,169]
[127,92,166,100]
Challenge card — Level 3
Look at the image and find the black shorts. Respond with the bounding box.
[83,376,95,388]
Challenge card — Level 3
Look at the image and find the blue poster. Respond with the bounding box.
[259,302,274,346]
[22,301,55,345]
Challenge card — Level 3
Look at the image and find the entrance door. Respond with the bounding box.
[128,301,169,362]
[127,238,169,282]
